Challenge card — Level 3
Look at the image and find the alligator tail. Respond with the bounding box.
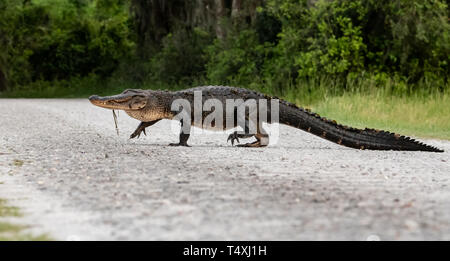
[278,102,443,152]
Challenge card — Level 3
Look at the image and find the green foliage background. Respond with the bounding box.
[0,0,134,93]
[0,0,448,96]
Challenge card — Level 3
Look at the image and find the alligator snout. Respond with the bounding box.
[89,95,109,104]
[89,95,107,106]
[89,95,100,101]
[89,93,137,110]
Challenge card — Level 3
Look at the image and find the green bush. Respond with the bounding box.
[0,0,134,90]
[263,0,449,87]
[204,0,449,92]
[206,29,273,87]
[147,27,213,86]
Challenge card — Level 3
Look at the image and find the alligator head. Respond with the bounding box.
[89,89,148,111]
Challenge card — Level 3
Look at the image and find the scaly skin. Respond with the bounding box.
[89,86,444,152]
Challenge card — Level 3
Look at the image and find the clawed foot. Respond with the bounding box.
[236,141,266,148]
[227,132,240,146]
[130,128,146,139]
[169,142,190,147]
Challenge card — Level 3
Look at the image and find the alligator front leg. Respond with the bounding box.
[130,120,161,139]
[169,133,190,147]
[169,120,191,146]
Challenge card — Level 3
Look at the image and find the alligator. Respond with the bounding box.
[89,86,443,152]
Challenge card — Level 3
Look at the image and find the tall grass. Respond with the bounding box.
[307,91,450,140]
[279,76,450,140]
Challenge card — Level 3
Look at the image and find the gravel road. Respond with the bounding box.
[0,99,449,240]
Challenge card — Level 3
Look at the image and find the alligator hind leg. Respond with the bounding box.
[226,116,255,146]
[236,133,269,147]
[130,119,161,139]
[227,107,269,147]
[227,132,253,146]
[236,123,269,148]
